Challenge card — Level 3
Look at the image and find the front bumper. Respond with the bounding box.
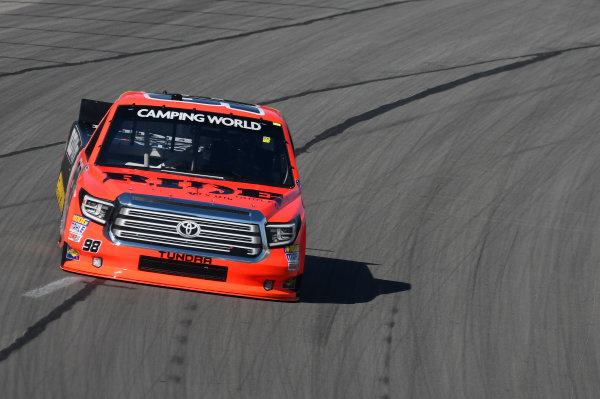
[61,220,303,301]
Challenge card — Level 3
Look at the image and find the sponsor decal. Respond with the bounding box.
[72,214,90,226]
[66,247,80,261]
[206,114,261,131]
[286,253,300,271]
[156,178,183,189]
[56,172,65,213]
[103,172,149,184]
[68,231,82,243]
[273,122,282,127]
[283,277,296,290]
[103,173,284,206]
[284,244,300,271]
[158,251,212,264]
[65,127,81,163]
[262,136,271,143]
[284,244,300,253]
[136,109,261,131]
[68,214,90,242]
[82,239,101,253]
[70,214,90,233]
[188,180,234,194]
[137,108,205,122]
[237,188,283,206]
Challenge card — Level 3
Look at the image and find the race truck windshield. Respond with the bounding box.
[96,105,294,188]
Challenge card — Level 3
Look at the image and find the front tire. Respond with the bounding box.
[60,242,67,267]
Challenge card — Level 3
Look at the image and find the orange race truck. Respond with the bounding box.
[56,92,305,301]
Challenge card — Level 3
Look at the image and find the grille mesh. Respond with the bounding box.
[112,206,262,258]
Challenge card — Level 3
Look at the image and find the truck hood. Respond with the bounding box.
[81,165,299,220]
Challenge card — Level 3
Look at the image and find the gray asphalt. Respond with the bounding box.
[1,0,600,398]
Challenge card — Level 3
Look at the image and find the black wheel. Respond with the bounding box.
[60,242,67,267]
[293,274,303,298]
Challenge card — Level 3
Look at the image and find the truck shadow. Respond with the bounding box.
[300,255,411,304]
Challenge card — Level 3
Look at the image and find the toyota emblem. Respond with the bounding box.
[176,220,202,238]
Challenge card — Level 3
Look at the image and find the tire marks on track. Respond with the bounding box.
[0,196,54,210]
[0,140,64,159]
[0,25,188,43]
[294,44,600,155]
[0,55,63,64]
[0,40,127,54]
[3,44,598,162]
[223,0,348,11]
[261,52,564,105]
[138,301,199,397]
[379,305,399,399]
[2,13,248,32]
[0,279,103,363]
[0,0,422,79]
[165,302,197,387]
[0,1,295,21]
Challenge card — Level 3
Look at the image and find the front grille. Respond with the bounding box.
[112,206,263,258]
[139,255,228,281]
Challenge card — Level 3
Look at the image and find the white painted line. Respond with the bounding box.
[23,277,82,298]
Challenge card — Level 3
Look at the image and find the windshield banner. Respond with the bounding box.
[137,108,262,131]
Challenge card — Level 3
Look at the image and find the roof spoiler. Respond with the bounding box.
[78,98,112,126]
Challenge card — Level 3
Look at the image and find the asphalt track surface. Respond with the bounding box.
[0,0,600,398]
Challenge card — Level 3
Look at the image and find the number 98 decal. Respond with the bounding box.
[82,239,101,253]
